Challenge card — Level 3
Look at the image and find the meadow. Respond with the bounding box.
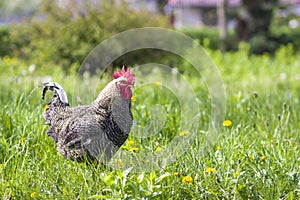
[0,44,299,199]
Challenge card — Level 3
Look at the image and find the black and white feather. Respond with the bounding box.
[42,82,69,106]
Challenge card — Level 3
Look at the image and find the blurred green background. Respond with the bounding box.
[1,0,300,72]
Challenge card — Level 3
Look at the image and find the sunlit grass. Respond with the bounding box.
[0,45,300,199]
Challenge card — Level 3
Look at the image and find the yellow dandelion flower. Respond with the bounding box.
[3,56,10,64]
[216,145,221,150]
[19,139,24,146]
[120,145,128,150]
[182,175,193,184]
[173,172,180,176]
[205,167,216,173]
[155,146,162,153]
[127,140,134,146]
[223,120,233,127]
[179,130,189,136]
[249,155,255,160]
[131,95,136,102]
[43,105,49,112]
[30,192,36,198]
[260,155,267,161]
[129,147,139,153]
[155,81,161,86]
[11,57,18,65]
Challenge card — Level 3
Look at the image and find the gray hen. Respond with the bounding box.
[41,67,135,163]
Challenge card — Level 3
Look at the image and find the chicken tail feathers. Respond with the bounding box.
[40,82,70,143]
[41,82,69,106]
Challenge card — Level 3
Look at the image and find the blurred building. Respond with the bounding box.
[168,0,300,28]
[3,0,300,27]
[0,0,161,25]
[0,0,41,25]
[57,0,160,16]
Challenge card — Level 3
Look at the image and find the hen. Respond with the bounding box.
[41,67,135,163]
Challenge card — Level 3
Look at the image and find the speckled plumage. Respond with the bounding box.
[42,75,133,163]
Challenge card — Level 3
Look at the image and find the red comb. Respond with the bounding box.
[113,66,135,85]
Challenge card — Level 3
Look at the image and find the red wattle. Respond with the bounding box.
[123,86,132,100]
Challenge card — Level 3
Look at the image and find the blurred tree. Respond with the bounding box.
[0,0,5,9]
[157,0,168,14]
[236,0,279,53]
[8,0,169,72]
[217,0,227,51]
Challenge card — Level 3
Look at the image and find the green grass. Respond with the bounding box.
[0,45,300,199]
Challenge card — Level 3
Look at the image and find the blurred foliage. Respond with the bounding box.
[7,0,169,72]
[2,0,300,70]
[0,27,11,56]
[235,0,279,41]
[246,11,300,54]
[179,2,300,54]
[233,0,281,54]
[180,27,220,50]
[180,27,238,51]
[270,14,300,48]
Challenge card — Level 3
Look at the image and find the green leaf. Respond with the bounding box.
[137,172,144,183]
[158,172,171,181]
[87,195,108,199]
[149,171,157,181]
[3,112,12,135]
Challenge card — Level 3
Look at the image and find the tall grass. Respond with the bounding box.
[0,45,299,199]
